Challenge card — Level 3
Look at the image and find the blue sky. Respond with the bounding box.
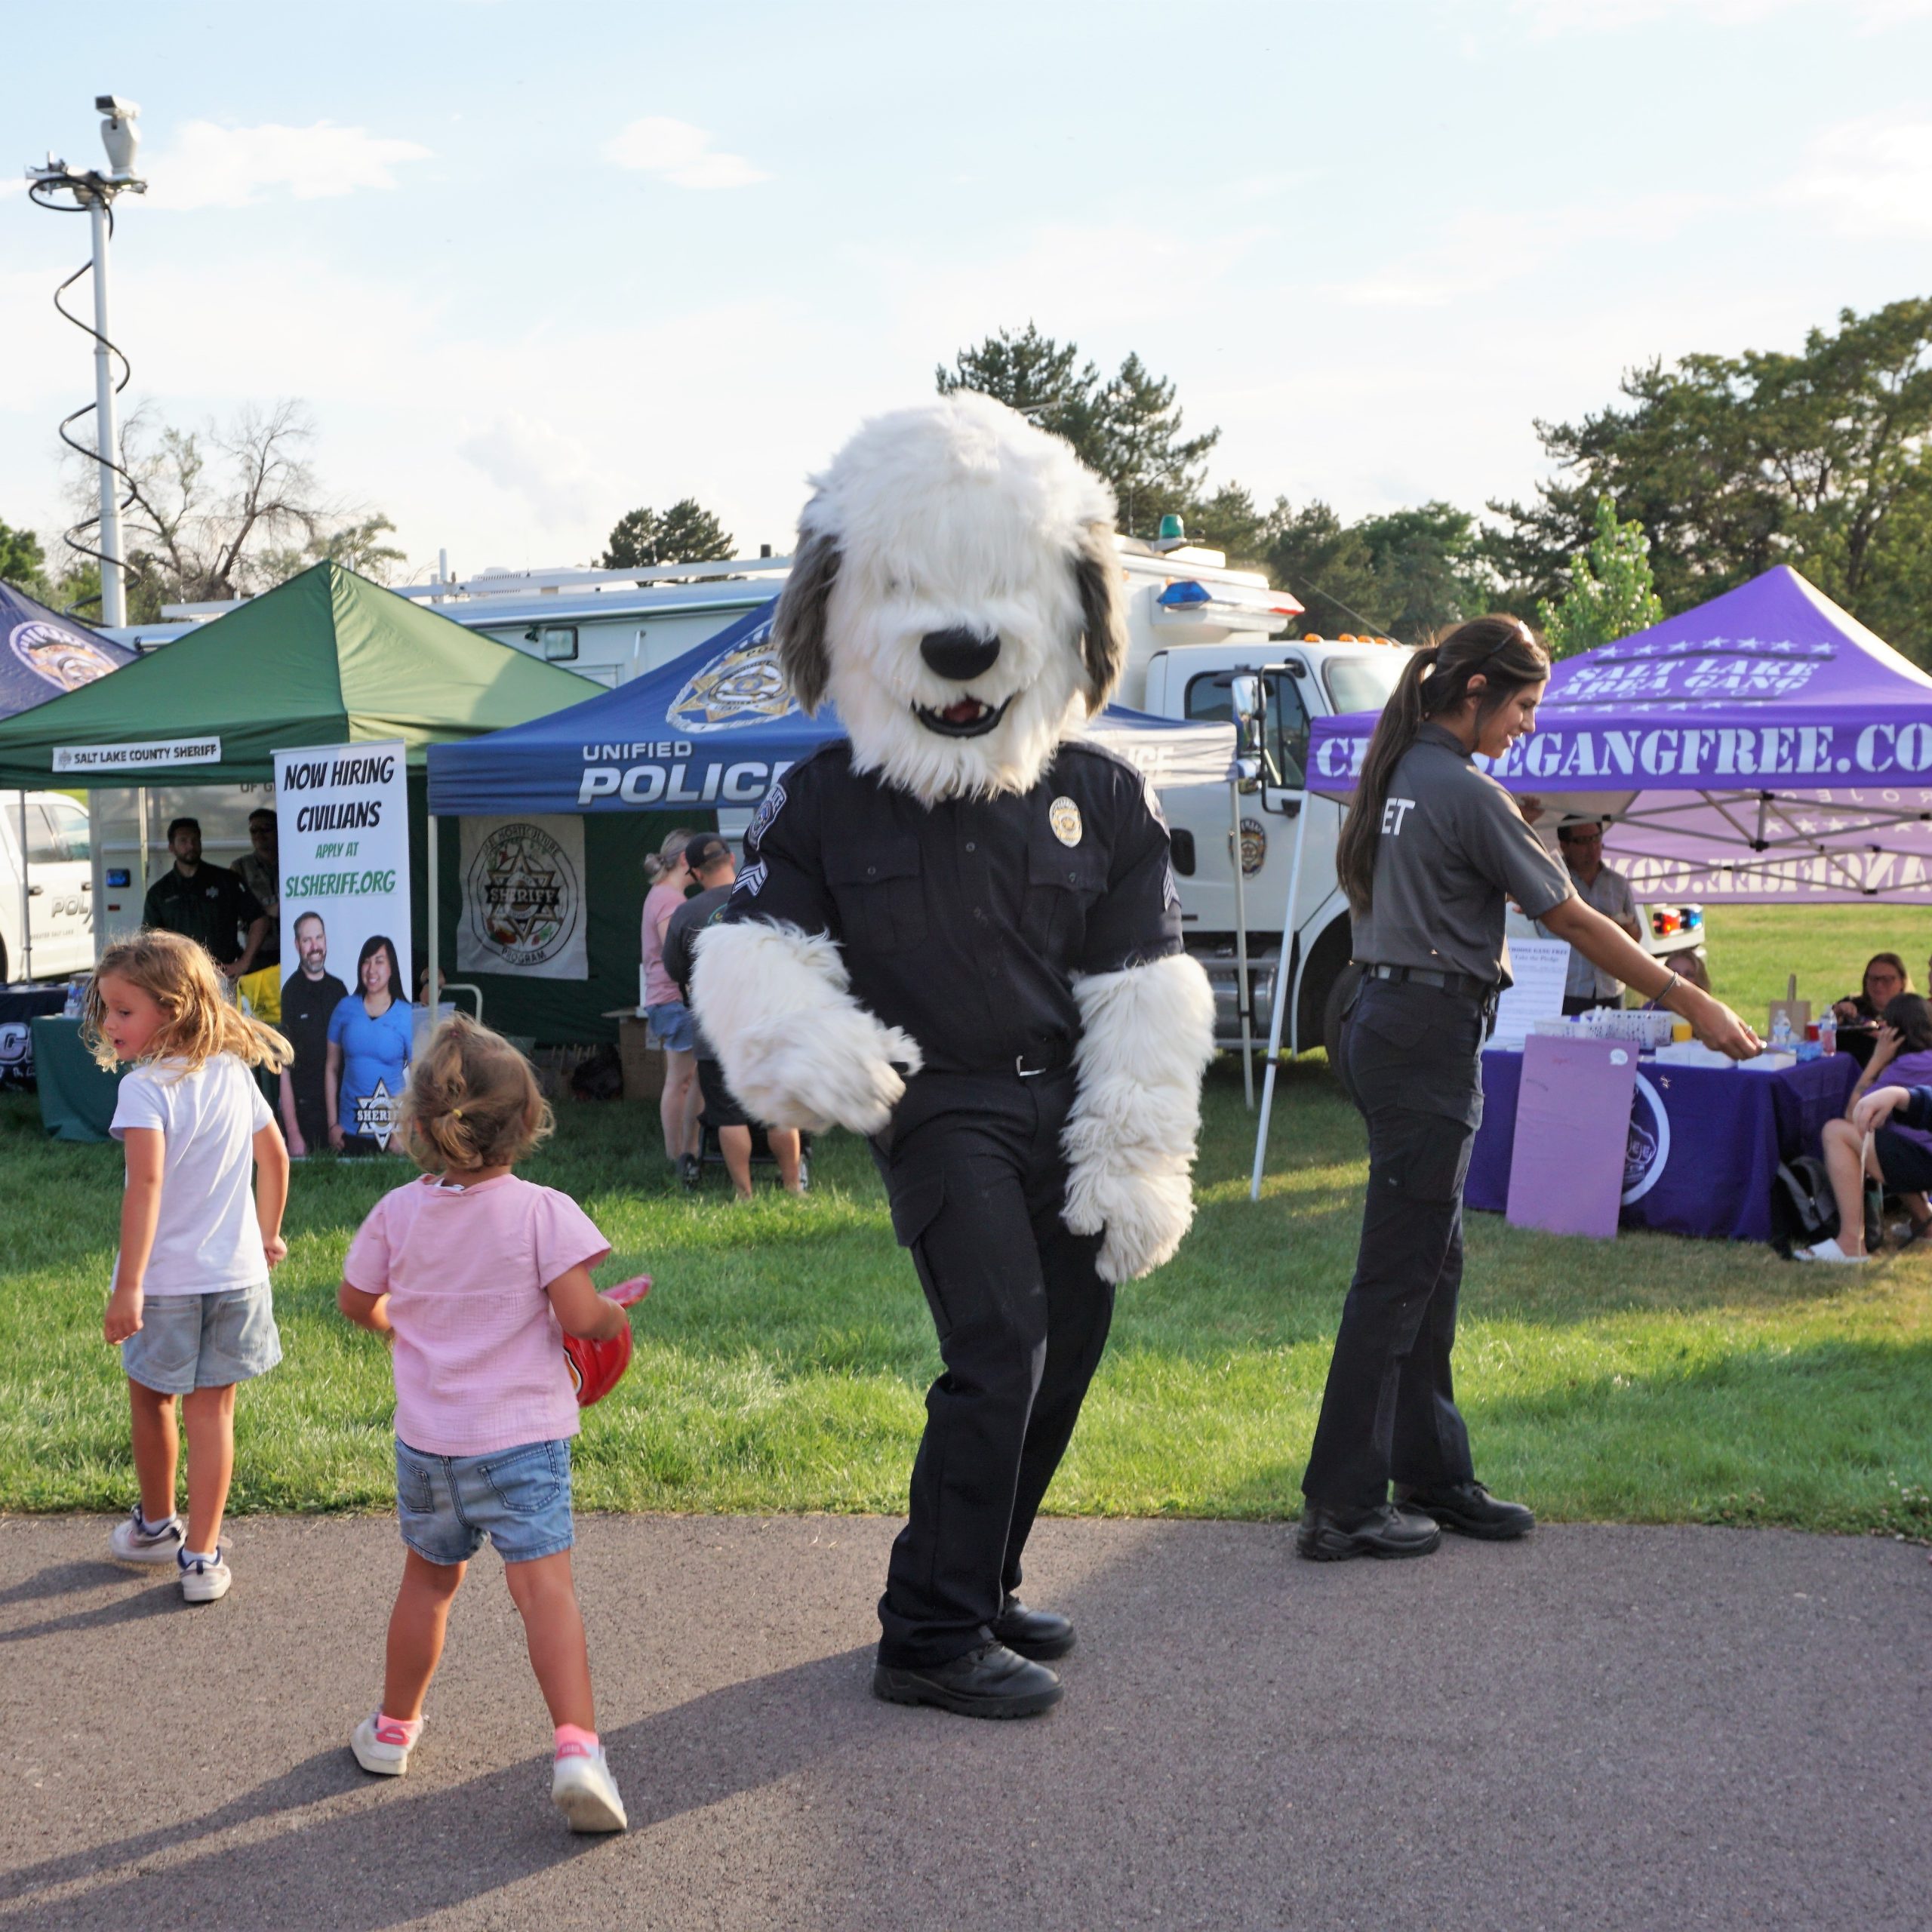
[5,0,1929,584]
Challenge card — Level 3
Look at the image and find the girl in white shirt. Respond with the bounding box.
[85,928,292,1602]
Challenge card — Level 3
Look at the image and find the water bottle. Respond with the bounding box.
[1770,1010,1792,1050]
[62,977,85,1019]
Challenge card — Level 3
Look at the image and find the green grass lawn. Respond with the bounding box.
[1,905,1927,1534]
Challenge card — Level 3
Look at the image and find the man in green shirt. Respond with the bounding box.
[142,816,269,980]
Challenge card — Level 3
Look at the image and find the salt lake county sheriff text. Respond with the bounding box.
[576,743,795,807]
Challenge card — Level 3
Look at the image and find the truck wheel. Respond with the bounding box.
[1322,961,1363,1072]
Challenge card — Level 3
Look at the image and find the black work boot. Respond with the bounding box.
[991,1593,1075,1661]
[1295,1503,1442,1562]
[1393,1481,1535,1541]
[872,1641,1063,1719]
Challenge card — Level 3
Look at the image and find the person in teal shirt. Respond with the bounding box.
[325,935,414,1153]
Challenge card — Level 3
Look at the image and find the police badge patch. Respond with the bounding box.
[747,783,787,851]
[1049,796,1083,847]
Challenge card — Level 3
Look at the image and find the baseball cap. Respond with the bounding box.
[681,832,733,873]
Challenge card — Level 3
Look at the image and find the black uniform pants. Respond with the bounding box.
[872,1069,1113,1668]
[1302,977,1487,1515]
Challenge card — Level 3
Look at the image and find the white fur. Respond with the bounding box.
[690,921,924,1137]
[1060,952,1217,1284]
[802,392,1116,804]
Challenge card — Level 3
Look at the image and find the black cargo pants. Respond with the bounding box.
[872,1068,1113,1668]
[1301,976,1489,1515]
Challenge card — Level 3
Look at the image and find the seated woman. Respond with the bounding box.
[1663,950,1712,993]
[325,934,414,1154]
[1831,953,1910,1069]
[1797,990,1932,1262]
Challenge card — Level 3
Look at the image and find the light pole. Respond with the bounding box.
[26,97,147,627]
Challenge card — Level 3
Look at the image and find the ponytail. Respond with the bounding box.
[641,827,697,887]
[1335,615,1549,913]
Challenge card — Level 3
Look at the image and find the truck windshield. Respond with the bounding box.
[1323,652,1407,718]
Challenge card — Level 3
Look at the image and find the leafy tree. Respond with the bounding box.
[1260,499,1387,635]
[1537,494,1664,657]
[1353,503,1493,638]
[601,498,734,571]
[258,512,406,588]
[0,518,45,590]
[1490,299,1932,657]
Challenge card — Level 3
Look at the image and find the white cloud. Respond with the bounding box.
[1779,112,1932,238]
[602,118,767,189]
[145,121,430,210]
[457,414,626,531]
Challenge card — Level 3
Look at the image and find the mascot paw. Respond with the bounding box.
[795,1011,923,1137]
[1063,1164,1194,1284]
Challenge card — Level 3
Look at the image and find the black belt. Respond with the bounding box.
[1016,1038,1074,1078]
[1364,962,1500,1001]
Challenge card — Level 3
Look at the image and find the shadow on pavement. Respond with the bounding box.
[1,1647,878,1932]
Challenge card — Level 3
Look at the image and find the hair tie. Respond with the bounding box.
[451,1106,463,1119]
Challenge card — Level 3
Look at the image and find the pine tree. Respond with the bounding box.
[1093,353,1220,541]
[1538,494,1665,657]
[936,323,1103,467]
[601,498,734,570]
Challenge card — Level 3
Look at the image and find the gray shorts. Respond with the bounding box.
[122,1283,281,1395]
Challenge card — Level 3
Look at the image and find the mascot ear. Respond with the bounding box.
[1074,521,1128,715]
[776,528,841,714]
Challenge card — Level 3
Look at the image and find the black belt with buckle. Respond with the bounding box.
[1364,962,1500,1001]
[1015,1037,1074,1078]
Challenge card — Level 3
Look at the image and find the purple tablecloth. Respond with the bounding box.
[1467,1049,1858,1241]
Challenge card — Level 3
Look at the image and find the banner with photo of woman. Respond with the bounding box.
[272,741,413,1155]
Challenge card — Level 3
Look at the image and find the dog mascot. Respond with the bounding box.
[692,393,1216,1719]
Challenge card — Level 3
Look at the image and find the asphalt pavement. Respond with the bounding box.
[2,1513,1927,1931]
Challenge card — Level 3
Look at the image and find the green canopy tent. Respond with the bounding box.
[0,562,688,1041]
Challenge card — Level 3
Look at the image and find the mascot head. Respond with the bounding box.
[774,392,1129,803]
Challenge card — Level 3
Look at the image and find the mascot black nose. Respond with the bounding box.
[919,627,1001,681]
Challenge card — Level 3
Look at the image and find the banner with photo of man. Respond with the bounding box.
[272,741,412,1155]
[457,814,589,980]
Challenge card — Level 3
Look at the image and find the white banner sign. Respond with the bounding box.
[457,814,589,980]
[54,736,221,773]
[274,742,413,1152]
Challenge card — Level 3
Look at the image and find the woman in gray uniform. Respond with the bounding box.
[1298,616,1759,1561]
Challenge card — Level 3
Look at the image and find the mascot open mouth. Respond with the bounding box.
[912,694,1015,738]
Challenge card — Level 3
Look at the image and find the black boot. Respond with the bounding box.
[1393,1481,1535,1541]
[872,1641,1063,1719]
[1295,1503,1441,1562]
[991,1593,1075,1661]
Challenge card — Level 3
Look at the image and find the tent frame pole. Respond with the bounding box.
[16,792,30,984]
[1229,775,1254,1109]
[427,813,438,1020]
[1250,794,1310,1201]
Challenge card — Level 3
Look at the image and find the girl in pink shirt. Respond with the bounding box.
[338,1014,635,1832]
[640,828,702,1177]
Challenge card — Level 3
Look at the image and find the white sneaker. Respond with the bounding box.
[109,1506,183,1567]
[352,1712,420,1776]
[552,1747,627,1832]
[1792,1237,1869,1265]
[178,1547,232,1602]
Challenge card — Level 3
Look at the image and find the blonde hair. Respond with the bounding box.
[641,827,696,886]
[83,929,291,1075]
[399,1012,551,1173]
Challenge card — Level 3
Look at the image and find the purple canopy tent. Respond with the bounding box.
[1251,565,1932,1195]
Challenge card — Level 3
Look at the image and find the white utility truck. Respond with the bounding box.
[130,540,1702,1057]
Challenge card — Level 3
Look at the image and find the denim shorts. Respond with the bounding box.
[645,999,699,1054]
[395,1435,575,1566]
[122,1284,281,1395]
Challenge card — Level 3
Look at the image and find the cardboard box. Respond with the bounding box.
[618,1017,667,1103]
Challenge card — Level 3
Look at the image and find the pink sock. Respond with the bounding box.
[375,1712,423,1747]
[554,1723,598,1761]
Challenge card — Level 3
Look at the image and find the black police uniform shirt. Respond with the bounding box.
[142,865,266,967]
[279,969,349,1119]
[721,739,1183,1076]
[1350,723,1573,989]
[661,883,734,1059]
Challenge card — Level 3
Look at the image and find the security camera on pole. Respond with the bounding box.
[26,97,147,629]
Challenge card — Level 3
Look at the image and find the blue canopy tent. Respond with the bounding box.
[425,602,1237,1043]
[425,602,1235,816]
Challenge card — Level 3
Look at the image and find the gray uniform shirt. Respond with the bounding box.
[1555,863,1635,999]
[1350,723,1574,988]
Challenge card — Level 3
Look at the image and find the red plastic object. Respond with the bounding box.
[564,1275,651,1407]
